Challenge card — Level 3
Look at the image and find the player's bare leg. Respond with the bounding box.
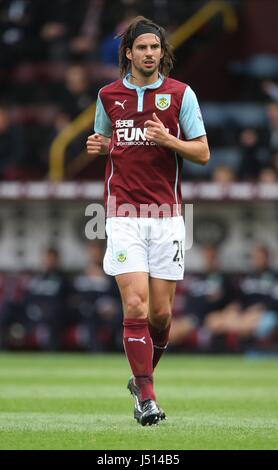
[149,277,176,368]
[116,272,160,425]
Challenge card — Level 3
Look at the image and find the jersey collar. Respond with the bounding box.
[123,73,164,91]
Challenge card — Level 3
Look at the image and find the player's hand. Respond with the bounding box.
[144,113,172,147]
[86,133,105,156]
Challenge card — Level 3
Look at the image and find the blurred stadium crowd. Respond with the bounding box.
[0,0,278,182]
[0,0,278,353]
[0,242,277,353]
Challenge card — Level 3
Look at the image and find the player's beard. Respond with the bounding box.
[135,62,159,77]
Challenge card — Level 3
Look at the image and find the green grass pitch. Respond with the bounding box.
[0,353,277,450]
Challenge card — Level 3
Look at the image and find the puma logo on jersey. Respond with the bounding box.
[128,336,146,344]
[115,100,127,109]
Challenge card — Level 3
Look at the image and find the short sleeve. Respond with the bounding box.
[179,86,206,140]
[94,92,112,137]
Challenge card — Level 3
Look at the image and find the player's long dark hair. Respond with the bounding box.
[117,16,174,78]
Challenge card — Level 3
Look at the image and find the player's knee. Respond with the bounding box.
[151,311,171,329]
[125,295,148,319]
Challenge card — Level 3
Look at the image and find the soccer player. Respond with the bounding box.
[86,16,210,426]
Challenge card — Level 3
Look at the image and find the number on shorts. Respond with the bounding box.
[173,240,184,262]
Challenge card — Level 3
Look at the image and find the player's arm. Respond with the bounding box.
[145,113,210,165]
[145,86,210,165]
[87,133,110,156]
[87,91,112,156]
[161,131,209,165]
[144,115,209,165]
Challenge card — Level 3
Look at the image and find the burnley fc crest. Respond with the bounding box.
[155,94,171,111]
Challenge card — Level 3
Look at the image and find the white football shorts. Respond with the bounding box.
[103,216,186,280]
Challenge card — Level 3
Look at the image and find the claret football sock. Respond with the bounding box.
[123,318,156,401]
[148,321,171,369]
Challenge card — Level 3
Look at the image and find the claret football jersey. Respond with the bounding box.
[94,74,206,217]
